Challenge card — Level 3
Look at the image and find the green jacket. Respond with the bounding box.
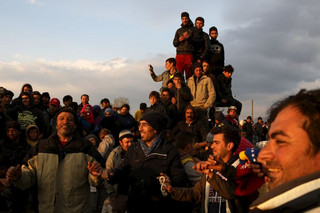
[14,134,102,213]
[187,75,216,109]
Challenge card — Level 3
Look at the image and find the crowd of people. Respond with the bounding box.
[0,11,320,213]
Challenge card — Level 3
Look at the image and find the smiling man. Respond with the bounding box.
[104,112,187,213]
[250,89,320,212]
[6,109,104,213]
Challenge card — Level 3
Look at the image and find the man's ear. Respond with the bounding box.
[227,142,234,151]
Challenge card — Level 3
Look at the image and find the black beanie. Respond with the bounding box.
[181,12,189,18]
[140,112,166,134]
[6,121,21,131]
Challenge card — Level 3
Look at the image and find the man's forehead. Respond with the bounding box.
[140,120,149,125]
[269,106,307,135]
[58,112,74,118]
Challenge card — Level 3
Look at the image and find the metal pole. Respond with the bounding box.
[251,100,253,119]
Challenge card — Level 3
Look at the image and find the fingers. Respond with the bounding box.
[6,165,21,182]
[87,161,102,176]
[251,164,265,177]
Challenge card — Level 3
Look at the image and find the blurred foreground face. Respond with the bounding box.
[258,106,320,190]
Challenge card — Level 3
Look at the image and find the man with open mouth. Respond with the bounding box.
[250,88,320,212]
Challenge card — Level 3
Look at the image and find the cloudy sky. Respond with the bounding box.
[1,0,319,121]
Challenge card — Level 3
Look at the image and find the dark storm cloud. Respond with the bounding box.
[217,0,320,113]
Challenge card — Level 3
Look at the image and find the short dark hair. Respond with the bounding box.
[81,94,89,99]
[211,125,240,153]
[121,103,130,111]
[166,58,176,67]
[247,116,252,120]
[173,72,184,80]
[161,88,172,98]
[224,65,234,73]
[195,16,204,23]
[140,103,147,110]
[100,98,110,104]
[268,89,320,155]
[5,90,14,98]
[63,95,73,102]
[166,79,174,86]
[149,91,160,99]
[41,92,50,99]
[209,26,218,33]
[174,131,195,150]
[192,62,202,72]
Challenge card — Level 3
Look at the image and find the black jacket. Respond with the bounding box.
[110,132,187,213]
[173,21,196,54]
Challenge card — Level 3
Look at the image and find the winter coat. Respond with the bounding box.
[150,70,179,90]
[187,75,216,109]
[193,29,210,60]
[109,132,187,213]
[250,171,320,213]
[173,21,196,54]
[13,134,103,213]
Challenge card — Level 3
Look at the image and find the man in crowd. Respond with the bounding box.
[103,112,187,213]
[215,65,242,115]
[171,72,192,119]
[250,88,320,212]
[208,26,225,77]
[162,125,243,212]
[105,130,134,213]
[173,12,195,80]
[193,17,210,63]
[6,108,103,212]
[0,121,30,212]
[242,116,254,142]
[149,58,180,91]
[187,62,216,125]
[62,95,73,108]
[225,106,239,128]
[77,94,89,113]
[253,117,264,143]
[171,105,208,146]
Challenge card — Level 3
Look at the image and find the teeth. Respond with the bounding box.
[268,168,281,172]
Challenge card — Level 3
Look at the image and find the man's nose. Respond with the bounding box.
[257,142,275,165]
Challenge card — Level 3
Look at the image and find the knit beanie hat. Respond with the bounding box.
[6,121,21,131]
[181,12,189,18]
[119,130,133,141]
[140,112,166,134]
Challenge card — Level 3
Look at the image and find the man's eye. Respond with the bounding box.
[275,140,286,145]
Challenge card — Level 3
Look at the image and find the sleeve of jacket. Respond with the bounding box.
[206,164,237,199]
[167,145,188,187]
[173,30,181,47]
[151,71,164,82]
[201,33,210,60]
[170,175,206,202]
[204,78,216,108]
[13,155,38,190]
[180,86,193,102]
[105,149,117,195]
